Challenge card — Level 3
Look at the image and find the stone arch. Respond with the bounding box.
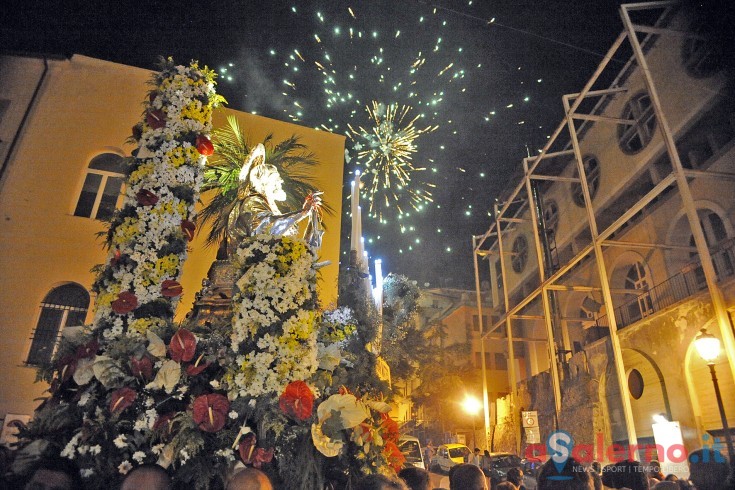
[608,251,656,327]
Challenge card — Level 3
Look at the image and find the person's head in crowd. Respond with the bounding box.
[590,461,601,474]
[664,474,678,481]
[225,467,274,490]
[652,482,678,490]
[506,467,524,486]
[687,448,731,490]
[398,466,431,490]
[354,473,409,490]
[449,463,487,490]
[120,464,170,490]
[537,457,592,490]
[23,456,83,490]
[496,482,518,490]
[601,460,648,490]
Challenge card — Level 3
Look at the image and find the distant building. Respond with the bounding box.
[0,54,345,423]
[474,2,735,464]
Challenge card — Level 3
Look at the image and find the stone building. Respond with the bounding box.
[473,2,735,468]
[0,54,345,429]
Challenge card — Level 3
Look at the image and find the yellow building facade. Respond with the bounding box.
[0,54,345,421]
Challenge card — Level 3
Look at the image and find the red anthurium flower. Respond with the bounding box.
[238,433,273,467]
[181,220,196,242]
[383,440,406,473]
[195,135,214,156]
[192,394,229,432]
[110,387,137,413]
[146,109,167,129]
[76,339,99,359]
[185,354,209,376]
[111,291,138,314]
[153,412,175,432]
[56,355,78,383]
[136,189,159,206]
[148,92,157,104]
[380,413,400,444]
[161,280,183,298]
[279,380,314,421]
[168,328,196,362]
[130,355,153,380]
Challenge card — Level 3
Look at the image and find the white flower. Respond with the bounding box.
[81,468,95,478]
[151,444,165,456]
[229,410,238,420]
[118,461,133,475]
[132,451,146,464]
[113,434,127,449]
[78,392,91,407]
[180,449,190,463]
[89,445,101,456]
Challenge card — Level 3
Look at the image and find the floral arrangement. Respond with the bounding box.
[18,60,410,490]
[91,57,223,340]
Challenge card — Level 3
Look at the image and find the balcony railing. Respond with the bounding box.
[595,239,735,332]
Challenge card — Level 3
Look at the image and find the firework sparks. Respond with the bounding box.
[348,101,437,219]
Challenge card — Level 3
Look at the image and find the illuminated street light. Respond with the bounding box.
[694,328,735,461]
[463,395,481,449]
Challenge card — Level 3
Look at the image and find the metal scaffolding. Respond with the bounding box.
[472,0,735,456]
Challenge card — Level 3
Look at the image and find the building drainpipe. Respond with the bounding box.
[0,56,49,188]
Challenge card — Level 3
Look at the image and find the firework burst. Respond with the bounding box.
[348,101,437,220]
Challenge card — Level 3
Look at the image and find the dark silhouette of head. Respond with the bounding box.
[398,466,431,490]
[537,457,592,490]
[688,448,731,490]
[120,464,170,490]
[226,467,274,490]
[355,473,409,490]
[449,463,487,490]
[23,456,84,490]
[506,467,524,485]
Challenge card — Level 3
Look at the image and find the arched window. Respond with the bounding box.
[511,235,528,273]
[681,19,723,79]
[689,211,733,284]
[571,155,601,207]
[74,153,126,220]
[618,93,657,155]
[27,284,90,366]
[624,262,653,323]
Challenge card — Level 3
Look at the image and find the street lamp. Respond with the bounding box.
[463,395,482,450]
[694,328,735,461]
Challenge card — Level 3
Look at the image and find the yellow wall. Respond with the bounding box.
[0,54,344,419]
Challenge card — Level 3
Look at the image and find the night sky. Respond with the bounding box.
[4,0,631,288]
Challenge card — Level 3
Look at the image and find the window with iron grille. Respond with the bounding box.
[618,93,657,155]
[27,284,89,366]
[571,155,601,207]
[74,153,126,220]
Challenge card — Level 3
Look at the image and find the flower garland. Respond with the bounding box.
[228,234,321,398]
[92,58,222,340]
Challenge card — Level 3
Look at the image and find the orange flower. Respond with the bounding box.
[380,413,400,444]
[279,381,314,421]
[384,440,406,473]
[195,135,214,156]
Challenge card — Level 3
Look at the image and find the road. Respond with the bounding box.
[428,471,537,489]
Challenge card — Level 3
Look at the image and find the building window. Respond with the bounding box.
[681,20,723,78]
[27,284,90,366]
[628,369,644,400]
[543,199,559,235]
[511,235,528,273]
[472,314,488,331]
[690,211,734,283]
[625,262,653,323]
[494,353,508,371]
[474,352,491,368]
[571,155,601,207]
[74,153,126,220]
[618,93,657,155]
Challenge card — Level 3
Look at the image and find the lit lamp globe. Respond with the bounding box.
[694,328,721,364]
[463,396,481,415]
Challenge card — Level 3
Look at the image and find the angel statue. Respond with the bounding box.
[225,143,324,256]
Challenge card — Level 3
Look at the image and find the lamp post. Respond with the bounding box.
[694,328,735,462]
[463,395,482,450]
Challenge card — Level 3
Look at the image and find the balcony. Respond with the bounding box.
[593,239,735,334]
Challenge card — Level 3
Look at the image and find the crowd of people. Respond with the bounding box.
[6,446,734,490]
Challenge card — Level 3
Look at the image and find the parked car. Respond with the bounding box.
[488,452,524,483]
[398,435,425,469]
[431,443,470,473]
